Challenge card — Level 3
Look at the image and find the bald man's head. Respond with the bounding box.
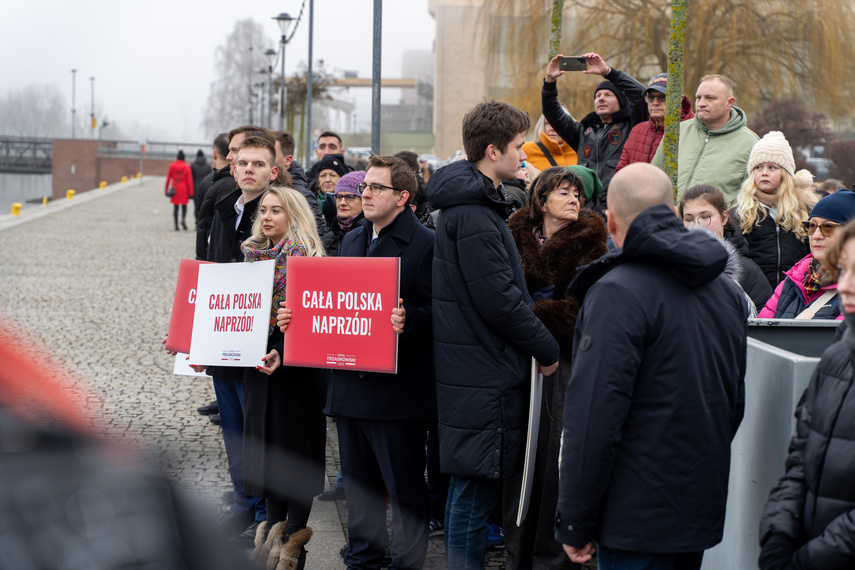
[607,163,674,226]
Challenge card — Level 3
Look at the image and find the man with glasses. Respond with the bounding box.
[541,52,645,210]
[324,154,436,569]
[617,73,696,172]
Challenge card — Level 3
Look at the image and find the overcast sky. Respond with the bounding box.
[0,0,435,143]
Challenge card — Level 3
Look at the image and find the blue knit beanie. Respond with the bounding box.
[811,189,855,225]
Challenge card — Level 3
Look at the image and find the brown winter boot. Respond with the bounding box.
[263,521,288,570]
[275,527,312,570]
[248,521,271,567]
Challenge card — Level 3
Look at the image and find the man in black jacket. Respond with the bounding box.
[426,100,559,569]
[194,133,229,259]
[206,135,280,539]
[196,126,273,261]
[542,52,644,210]
[555,163,747,570]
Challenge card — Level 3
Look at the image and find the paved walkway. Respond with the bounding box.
[0,178,515,569]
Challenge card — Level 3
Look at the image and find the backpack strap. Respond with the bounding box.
[535,141,558,167]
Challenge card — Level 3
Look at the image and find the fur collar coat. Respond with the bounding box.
[508,207,608,355]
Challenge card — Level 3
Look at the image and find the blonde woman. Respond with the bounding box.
[735,131,816,288]
[240,185,325,570]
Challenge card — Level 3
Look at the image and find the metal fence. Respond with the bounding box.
[98,140,210,161]
[0,136,53,174]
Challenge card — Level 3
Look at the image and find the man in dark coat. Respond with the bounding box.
[541,52,644,210]
[205,135,280,538]
[555,163,747,570]
[272,129,333,249]
[426,99,560,569]
[196,126,273,261]
[190,149,212,224]
[324,154,435,569]
[195,134,229,250]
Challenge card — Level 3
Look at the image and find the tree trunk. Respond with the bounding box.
[664,0,687,200]
[548,0,564,59]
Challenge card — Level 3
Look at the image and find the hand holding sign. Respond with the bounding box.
[282,257,400,373]
[391,298,406,335]
[277,302,292,333]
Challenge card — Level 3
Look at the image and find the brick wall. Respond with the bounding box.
[51,139,173,199]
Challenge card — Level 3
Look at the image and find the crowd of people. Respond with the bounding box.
[160,51,855,570]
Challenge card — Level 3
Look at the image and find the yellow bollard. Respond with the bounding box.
[136,172,141,178]
[42,196,48,208]
[66,190,75,200]
[121,176,128,183]
[99,181,107,189]
[11,203,22,216]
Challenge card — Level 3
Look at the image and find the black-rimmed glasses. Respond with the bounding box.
[803,221,841,237]
[356,182,403,196]
[334,193,361,203]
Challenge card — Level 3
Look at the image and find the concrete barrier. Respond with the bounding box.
[702,334,824,569]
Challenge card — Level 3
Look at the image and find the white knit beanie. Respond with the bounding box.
[747,131,795,176]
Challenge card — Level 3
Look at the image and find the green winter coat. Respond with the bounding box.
[652,107,759,205]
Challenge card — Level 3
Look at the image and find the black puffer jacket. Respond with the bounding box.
[196,166,235,260]
[759,327,855,570]
[427,160,560,479]
[555,205,747,552]
[723,223,774,309]
[737,206,810,289]
[541,69,644,209]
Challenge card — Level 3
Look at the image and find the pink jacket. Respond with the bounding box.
[758,254,841,319]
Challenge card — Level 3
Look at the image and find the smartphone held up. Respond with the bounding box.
[559,56,587,72]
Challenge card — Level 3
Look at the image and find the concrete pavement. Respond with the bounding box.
[0,177,516,569]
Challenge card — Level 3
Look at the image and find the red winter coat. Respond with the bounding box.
[165,161,194,205]
[615,95,694,172]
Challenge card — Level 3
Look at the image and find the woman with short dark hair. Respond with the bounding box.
[504,166,608,569]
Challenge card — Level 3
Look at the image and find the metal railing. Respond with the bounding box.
[0,136,53,174]
[98,140,210,161]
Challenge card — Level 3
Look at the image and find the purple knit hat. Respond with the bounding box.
[335,170,366,195]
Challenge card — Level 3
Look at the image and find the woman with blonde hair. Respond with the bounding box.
[521,113,577,171]
[735,131,816,289]
[240,185,325,570]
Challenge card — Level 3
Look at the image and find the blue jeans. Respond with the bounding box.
[212,377,265,522]
[597,545,703,570]
[444,476,502,570]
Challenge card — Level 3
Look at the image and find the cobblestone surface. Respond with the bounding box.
[0,179,591,569]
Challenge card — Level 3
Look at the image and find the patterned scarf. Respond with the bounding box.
[337,215,356,232]
[241,231,312,334]
[803,257,834,296]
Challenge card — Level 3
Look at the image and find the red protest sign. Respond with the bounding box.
[282,256,400,373]
[165,259,211,354]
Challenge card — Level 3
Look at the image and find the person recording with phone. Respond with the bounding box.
[541,52,645,211]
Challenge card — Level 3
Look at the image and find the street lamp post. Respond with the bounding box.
[265,49,277,130]
[71,69,77,139]
[273,13,295,131]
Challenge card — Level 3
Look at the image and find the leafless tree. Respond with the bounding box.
[0,83,67,137]
[202,19,274,138]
